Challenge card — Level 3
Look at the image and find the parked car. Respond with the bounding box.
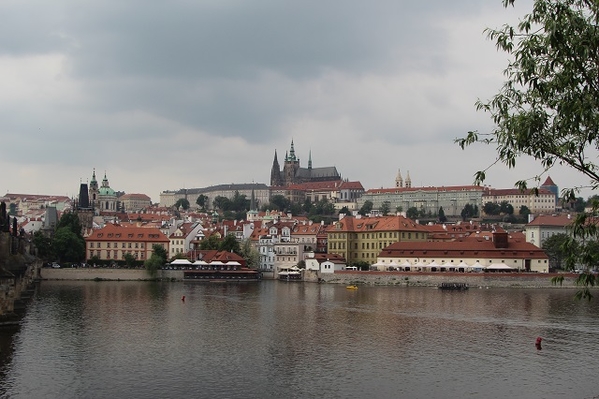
[51,263,61,268]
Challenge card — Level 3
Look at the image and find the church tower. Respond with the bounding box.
[89,168,99,208]
[283,139,300,185]
[405,170,412,188]
[270,150,283,186]
[395,169,403,188]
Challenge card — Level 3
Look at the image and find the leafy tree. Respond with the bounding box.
[219,233,240,253]
[200,235,221,250]
[339,206,352,215]
[460,204,478,220]
[353,260,370,271]
[52,228,85,263]
[456,0,599,195]
[239,238,260,269]
[152,244,168,265]
[231,191,250,213]
[32,231,53,260]
[438,207,447,223]
[57,212,83,236]
[571,197,586,212]
[542,233,570,271]
[519,205,531,218]
[406,207,419,220]
[396,205,403,213]
[381,201,391,216]
[309,198,335,217]
[174,198,190,210]
[483,202,501,216]
[456,0,599,298]
[213,196,231,211]
[270,195,290,211]
[144,254,162,278]
[196,194,208,209]
[123,253,137,268]
[88,255,101,266]
[499,201,514,215]
[303,198,313,213]
[289,202,304,216]
[358,200,373,216]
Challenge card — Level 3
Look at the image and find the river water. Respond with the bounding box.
[0,281,598,399]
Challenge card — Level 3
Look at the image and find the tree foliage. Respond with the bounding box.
[456,0,599,195]
[406,207,419,220]
[196,194,208,209]
[219,234,240,253]
[381,201,391,216]
[438,207,447,223]
[52,228,85,263]
[458,0,599,298]
[174,198,190,210]
[239,238,260,269]
[200,235,221,250]
[358,200,373,216]
[269,195,290,212]
[484,202,501,216]
[152,244,168,265]
[32,231,53,260]
[542,233,570,270]
[461,204,479,220]
[57,212,83,236]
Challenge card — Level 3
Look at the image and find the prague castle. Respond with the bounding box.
[270,140,341,187]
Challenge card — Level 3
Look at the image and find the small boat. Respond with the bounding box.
[346,285,358,290]
[437,282,469,291]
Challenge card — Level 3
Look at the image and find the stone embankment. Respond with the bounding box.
[40,268,180,281]
[0,232,39,324]
[42,268,583,289]
[317,271,581,288]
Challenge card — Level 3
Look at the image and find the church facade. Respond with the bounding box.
[270,140,341,186]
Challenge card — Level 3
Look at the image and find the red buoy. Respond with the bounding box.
[535,336,542,350]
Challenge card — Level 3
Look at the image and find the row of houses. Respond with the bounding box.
[81,208,580,274]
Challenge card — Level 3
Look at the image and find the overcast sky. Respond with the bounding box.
[0,0,594,203]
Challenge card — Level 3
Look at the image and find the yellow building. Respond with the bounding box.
[326,215,429,265]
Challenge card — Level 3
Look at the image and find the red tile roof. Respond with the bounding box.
[380,232,547,260]
[86,223,169,243]
[526,213,574,227]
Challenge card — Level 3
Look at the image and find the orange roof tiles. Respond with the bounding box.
[86,223,169,243]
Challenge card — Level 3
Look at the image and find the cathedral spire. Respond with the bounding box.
[308,149,312,170]
[270,150,283,186]
[289,139,296,161]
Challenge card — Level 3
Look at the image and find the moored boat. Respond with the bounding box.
[183,260,261,282]
[437,282,469,291]
[278,266,303,281]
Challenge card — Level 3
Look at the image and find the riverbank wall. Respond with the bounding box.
[41,268,583,289]
[316,270,580,288]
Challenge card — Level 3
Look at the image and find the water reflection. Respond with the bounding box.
[0,282,598,399]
